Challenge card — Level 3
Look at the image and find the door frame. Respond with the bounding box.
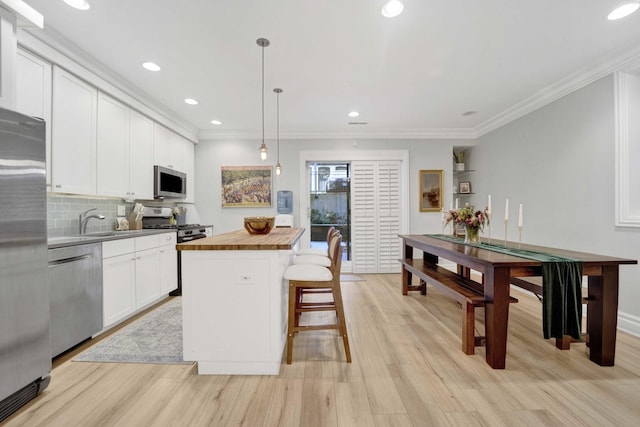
[299,150,410,272]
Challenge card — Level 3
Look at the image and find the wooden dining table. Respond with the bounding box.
[399,234,637,369]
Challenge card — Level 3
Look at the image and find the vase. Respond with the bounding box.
[455,163,465,171]
[464,226,481,244]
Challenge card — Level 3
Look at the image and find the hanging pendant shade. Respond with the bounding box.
[274,88,283,175]
[257,38,270,161]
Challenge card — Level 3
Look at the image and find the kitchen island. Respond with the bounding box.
[177,227,304,375]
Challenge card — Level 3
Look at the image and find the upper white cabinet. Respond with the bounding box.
[153,122,171,168]
[169,131,184,172]
[128,110,154,199]
[51,66,97,195]
[183,139,195,203]
[15,49,52,187]
[97,93,129,197]
[154,122,188,172]
[96,93,154,199]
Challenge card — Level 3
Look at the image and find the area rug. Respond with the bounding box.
[74,297,191,365]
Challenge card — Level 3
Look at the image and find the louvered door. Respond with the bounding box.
[351,160,402,273]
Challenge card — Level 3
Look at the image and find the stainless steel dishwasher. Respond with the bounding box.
[48,243,103,357]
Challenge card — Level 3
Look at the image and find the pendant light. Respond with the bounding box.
[274,88,283,175]
[257,38,270,161]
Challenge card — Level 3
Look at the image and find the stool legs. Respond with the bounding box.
[286,281,351,364]
[286,284,297,364]
[332,285,351,363]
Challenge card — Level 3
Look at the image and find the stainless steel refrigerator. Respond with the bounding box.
[0,108,50,422]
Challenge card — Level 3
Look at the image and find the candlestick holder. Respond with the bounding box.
[487,213,492,244]
[504,220,508,248]
[518,226,523,249]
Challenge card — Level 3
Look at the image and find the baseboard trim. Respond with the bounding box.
[618,312,640,338]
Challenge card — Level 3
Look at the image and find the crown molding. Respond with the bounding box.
[474,42,640,138]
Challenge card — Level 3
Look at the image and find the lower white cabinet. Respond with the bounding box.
[102,232,177,329]
[159,233,178,294]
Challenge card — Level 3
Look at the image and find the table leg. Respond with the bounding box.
[483,266,511,369]
[402,242,414,295]
[587,265,619,366]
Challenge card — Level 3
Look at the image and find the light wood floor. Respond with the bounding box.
[5,274,640,427]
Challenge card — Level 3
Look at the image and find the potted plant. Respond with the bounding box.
[453,150,465,171]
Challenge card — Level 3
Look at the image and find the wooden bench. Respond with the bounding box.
[510,276,589,350]
[400,258,517,355]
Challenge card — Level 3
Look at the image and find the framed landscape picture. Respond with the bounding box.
[459,181,471,194]
[221,165,272,207]
[419,169,443,212]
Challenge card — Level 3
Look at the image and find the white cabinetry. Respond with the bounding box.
[154,123,184,170]
[102,232,175,329]
[169,131,184,172]
[96,93,154,199]
[129,110,154,199]
[51,66,97,195]
[97,93,129,197]
[183,139,195,203]
[158,233,178,294]
[102,239,136,327]
[16,49,52,187]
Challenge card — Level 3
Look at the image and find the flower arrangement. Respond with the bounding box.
[446,205,489,243]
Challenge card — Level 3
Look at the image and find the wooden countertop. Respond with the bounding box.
[177,227,305,251]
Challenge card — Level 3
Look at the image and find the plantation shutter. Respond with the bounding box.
[351,160,402,273]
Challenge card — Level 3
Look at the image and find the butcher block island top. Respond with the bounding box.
[177,227,304,251]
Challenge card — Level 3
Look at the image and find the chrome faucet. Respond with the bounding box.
[79,208,106,234]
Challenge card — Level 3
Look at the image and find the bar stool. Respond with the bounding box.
[292,226,338,267]
[283,234,351,364]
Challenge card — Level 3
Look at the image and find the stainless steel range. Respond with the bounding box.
[141,207,211,296]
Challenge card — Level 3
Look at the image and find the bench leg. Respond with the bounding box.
[462,302,476,355]
[402,268,411,295]
[555,335,571,350]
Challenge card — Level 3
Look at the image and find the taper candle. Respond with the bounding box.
[518,204,523,227]
[504,198,509,221]
[487,194,492,215]
[455,198,459,209]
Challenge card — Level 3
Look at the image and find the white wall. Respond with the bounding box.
[472,74,640,335]
[194,138,473,235]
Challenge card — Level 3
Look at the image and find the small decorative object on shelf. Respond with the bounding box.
[445,205,489,244]
[459,181,471,194]
[453,150,465,171]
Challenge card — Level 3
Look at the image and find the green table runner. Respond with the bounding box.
[426,234,583,340]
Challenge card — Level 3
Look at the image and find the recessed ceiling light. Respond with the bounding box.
[348,111,360,117]
[381,0,404,18]
[64,0,90,10]
[608,3,640,20]
[142,62,161,72]
[184,98,199,105]
[211,120,222,125]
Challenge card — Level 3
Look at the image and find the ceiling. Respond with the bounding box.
[21,0,640,140]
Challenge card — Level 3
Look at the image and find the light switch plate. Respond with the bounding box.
[117,205,125,216]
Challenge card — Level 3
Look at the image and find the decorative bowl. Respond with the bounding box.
[244,216,275,235]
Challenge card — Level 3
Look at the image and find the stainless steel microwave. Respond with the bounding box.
[154,165,186,199]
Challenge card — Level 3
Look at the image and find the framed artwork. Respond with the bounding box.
[221,165,272,207]
[419,169,443,212]
[459,181,471,194]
